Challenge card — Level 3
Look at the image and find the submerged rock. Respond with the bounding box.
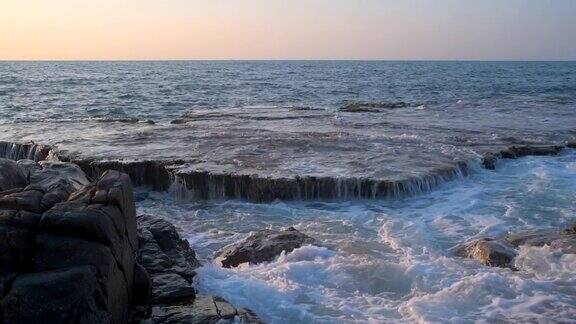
[482,153,498,170]
[482,145,565,170]
[216,227,317,268]
[340,101,413,112]
[506,229,576,254]
[454,227,576,269]
[454,238,518,269]
[499,145,562,159]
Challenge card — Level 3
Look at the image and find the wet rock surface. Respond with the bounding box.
[146,295,264,324]
[216,227,317,268]
[137,214,200,305]
[339,101,416,112]
[0,165,142,323]
[137,214,264,323]
[482,145,567,170]
[454,238,518,268]
[454,227,576,269]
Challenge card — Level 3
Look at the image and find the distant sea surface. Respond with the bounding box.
[1,60,575,123]
[1,61,576,323]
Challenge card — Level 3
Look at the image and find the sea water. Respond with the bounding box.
[137,151,576,323]
[1,61,575,322]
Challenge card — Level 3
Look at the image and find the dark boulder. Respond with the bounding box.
[506,229,576,254]
[0,169,144,323]
[1,266,110,324]
[0,158,26,191]
[454,227,576,269]
[340,101,412,112]
[453,238,518,269]
[482,153,498,170]
[145,294,264,324]
[499,145,562,159]
[137,214,200,280]
[216,227,317,268]
[136,214,264,324]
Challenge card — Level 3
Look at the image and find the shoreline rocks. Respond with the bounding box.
[454,227,576,269]
[0,163,141,323]
[137,214,264,323]
[482,144,566,170]
[339,101,416,112]
[0,158,264,323]
[216,227,317,268]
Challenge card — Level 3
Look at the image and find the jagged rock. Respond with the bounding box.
[150,272,196,304]
[455,228,576,269]
[136,214,265,323]
[499,145,562,159]
[146,295,263,324]
[0,169,144,323]
[137,214,199,306]
[453,238,518,269]
[0,160,91,213]
[216,227,317,268]
[482,145,566,170]
[0,189,44,213]
[506,229,576,254]
[132,262,152,313]
[137,214,200,280]
[0,158,26,191]
[482,152,497,170]
[27,160,91,193]
[1,266,110,323]
[340,101,412,112]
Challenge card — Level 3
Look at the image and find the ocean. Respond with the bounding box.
[1,61,575,322]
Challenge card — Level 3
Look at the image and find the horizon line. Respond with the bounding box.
[1,58,576,62]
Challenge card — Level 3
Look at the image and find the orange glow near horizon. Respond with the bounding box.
[1,0,575,60]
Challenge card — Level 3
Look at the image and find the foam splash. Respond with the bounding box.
[137,150,576,323]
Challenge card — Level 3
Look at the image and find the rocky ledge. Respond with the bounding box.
[454,227,576,269]
[482,143,576,170]
[0,157,263,323]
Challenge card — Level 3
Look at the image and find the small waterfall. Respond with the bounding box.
[6,140,572,202]
[0,141,53,162]
[167,161,469,202]
[69,160,176,190]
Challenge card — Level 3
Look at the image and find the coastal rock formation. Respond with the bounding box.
[453,238,518,268]
[0,140,472,202]
[171,161,469,202]
[147,294,264,324]
[216,227,317,268]
[339,101,414,112]
[454,227,576,269]
[0,141,53,162]
[482,145,565,170]
[507,229,576,254]
[0,166,142,323]
[137,214,200,305]
[137,214,263,323]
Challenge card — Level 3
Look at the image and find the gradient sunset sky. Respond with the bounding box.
[1,0,575,60]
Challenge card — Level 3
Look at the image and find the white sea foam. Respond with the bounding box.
[137,150,576,323]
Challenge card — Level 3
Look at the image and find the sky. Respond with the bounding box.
[1,0,575,60]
